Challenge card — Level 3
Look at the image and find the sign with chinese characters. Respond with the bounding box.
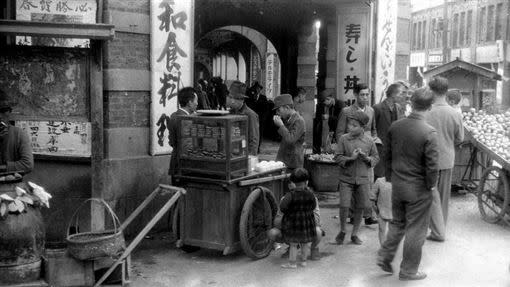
[16,120,91,157]
[150,0,194,155]
[265,53,276,99]
[337,9,370,101]
[16,0,97,48]
[428,53,443,64]
[374,0,397,103]
[410,52,426,67]
[250,46,260,86]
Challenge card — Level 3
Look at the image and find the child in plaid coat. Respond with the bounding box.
[280,168,317,268]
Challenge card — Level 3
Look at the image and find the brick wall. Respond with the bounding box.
[104,91,150,128]
[104,33,150,70]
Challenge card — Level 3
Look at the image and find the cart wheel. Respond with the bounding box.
[240,186,278,259]
[478,166,510,223]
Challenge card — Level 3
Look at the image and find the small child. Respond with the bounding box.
[371,177,392,246]
[279,168,317,268]
[334,110,379,245]
[446,89,462,115]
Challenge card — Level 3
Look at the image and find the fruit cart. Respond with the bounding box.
[461,109,510,224]
[172,114,289,259]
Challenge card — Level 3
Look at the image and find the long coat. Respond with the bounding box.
[0,125,33,174]
[168,109,188,176]
[276,111,305,169]
[373,99,403,178]
[231,104,259,155]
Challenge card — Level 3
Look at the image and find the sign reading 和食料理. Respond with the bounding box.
[150,0,194,155]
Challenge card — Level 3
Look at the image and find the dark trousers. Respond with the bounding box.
[378,183,432,275]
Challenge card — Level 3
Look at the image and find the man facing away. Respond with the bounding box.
[377,87,439,281]
[227,81,260,156]
[168,87,198,180]
[272,94,306,171]
[425,76,464,242]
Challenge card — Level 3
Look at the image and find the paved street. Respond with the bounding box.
[130,192,510,287]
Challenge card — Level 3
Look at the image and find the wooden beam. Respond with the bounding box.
[0,19,114,40]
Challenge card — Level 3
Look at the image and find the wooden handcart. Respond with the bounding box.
[460,129,510,224]
[173,168,289,259]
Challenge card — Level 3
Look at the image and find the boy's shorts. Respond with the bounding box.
[338,182,370,209]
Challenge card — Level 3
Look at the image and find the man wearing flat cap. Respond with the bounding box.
[272,94,305,170]
[227,81,259,156]
[0,90,33,174]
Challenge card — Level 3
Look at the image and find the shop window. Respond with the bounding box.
[421,20,426,49]
[452,13,459,48]
[412,22,417,50]
[495,3,504,40]
[417,21,422,50]
[430,18,436,48]
[478,7,486,43]
[436,18,443,48]
[459,12,465,46]
[466,10,472,45]
[486,5,495,42]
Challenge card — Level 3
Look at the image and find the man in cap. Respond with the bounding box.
[272,94,306,170]
[228,81,259,156]
[0,90,33,174]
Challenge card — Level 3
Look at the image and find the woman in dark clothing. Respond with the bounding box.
[313,91,344,154]
[280,168,317,268]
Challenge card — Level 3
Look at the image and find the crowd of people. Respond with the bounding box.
[170,75,463,280]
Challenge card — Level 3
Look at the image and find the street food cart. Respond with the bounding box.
[172,114,289,259]
[460,109,510,224]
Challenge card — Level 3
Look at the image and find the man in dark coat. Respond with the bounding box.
[246,82,270,152]
[168,87,198,178]
[0,90,33,174]
[227,81,260,156]
[313,90,344,154]
[273,94,306,170]
[372,82,406,179]
[377,87,439,281]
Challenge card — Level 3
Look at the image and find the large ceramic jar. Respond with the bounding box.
[0,181,45,284]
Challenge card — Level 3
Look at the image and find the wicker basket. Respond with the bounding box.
[305,156,340,192]
[66,198,125,261]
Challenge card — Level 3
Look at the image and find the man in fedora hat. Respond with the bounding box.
[228,81,259,156]
[0,90,33,174]
[272,94,305,170]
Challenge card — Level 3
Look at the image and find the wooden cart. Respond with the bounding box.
[461,129,510,224]
[171,114,289,259]
[173,169,289,259]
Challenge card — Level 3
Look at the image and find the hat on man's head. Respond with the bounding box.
[347,110,369,126]
[273,94,294,110]
[229,81,248,100]
[0,90,14,111]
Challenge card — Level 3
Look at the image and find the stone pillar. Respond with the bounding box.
[296,22,319,147]
[326,19,338,99]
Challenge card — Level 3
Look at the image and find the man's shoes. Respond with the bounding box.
[334,231,346,245]
[351,235,362,245]
[399,272,427,281]
[364,217,378,225]
[376,257,393,274]
[310,248,320,261]
[426,235,445,242]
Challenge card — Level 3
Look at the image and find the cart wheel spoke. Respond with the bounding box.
[478,166,510,224]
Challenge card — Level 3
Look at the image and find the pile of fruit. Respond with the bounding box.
[462,108,510,162]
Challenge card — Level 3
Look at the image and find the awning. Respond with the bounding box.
[423,58,502,81]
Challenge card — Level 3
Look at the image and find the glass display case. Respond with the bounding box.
[176,114,248,180]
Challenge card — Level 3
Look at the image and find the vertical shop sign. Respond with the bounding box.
[338,9,369,101]
[16,0,97,48]
[374,0,397,103]
[150,0,194,155]
[265,53,275,98]
[250,46,260,86]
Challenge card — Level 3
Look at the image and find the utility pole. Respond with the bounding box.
[442,0,449,64]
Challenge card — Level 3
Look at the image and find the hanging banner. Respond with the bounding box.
[374,0,398,103]
[265,53,276,99]
[150,0,194,155]
[337,7,370,102]
[16,0,97,48]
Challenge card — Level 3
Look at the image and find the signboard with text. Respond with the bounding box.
[337,9,370,102]
[16,0,97,48]
[374,0,397,103]
[150,0,194,155]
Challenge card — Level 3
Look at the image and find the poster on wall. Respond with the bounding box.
[265,53,276,99]
[337,8,370,102]
[374,0,397,103]
[15,0,97,48]
[16,120,91,157]
[150,0,194,155]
